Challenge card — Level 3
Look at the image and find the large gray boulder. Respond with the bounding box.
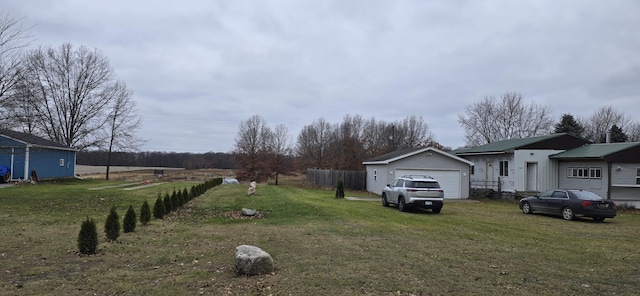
[241,208,257,216]
[222,178,239,184]
[235,245,274,275]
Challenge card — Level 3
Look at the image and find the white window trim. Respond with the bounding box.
[567,167,601,179]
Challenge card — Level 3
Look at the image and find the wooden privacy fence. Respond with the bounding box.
[306,169,367,191]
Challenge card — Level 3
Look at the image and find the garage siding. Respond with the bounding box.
[395,169,461,199]
[364,148,472,198]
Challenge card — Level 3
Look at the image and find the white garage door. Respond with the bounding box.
[395,169,461,199]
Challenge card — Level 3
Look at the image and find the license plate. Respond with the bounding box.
[598,204,609,209]
[425,201,432,205]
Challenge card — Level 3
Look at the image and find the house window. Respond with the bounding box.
[636,168,640,185]
[59,159,65,166]
[499,161,508,177]
[470,166,475,175]
[374,169,377,181]
[567,167,601,179]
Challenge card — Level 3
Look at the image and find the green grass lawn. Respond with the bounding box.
[1,179,639,295]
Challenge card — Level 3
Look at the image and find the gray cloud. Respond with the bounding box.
[4,0,640,152]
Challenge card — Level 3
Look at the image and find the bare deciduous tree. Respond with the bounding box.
[361,117,394,157]
[580,106,633,143]
[458,92,553,146]
[295,114,438,171]
[396,115,434,149]
[104,81,142,180]
[234,115,273,181]
[270,124,293,185]
[0,13,31,126]
[295,117,332,169]
[21,43,123,149]
[627,122,640,142]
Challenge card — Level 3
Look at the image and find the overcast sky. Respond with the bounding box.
[5,0,640,152]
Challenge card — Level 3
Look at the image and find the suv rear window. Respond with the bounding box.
[407,181,440,188]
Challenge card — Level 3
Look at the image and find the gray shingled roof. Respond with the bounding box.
[363,147,424,163]
[363,146,474,165]
[0,129,75,151]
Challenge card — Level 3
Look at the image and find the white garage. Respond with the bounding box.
[363,147,474,199]
[395,169,462,199]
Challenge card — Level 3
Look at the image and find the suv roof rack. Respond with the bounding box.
[401,175,434,179]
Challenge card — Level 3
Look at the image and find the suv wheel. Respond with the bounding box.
[381,193,389,207]
[398,197,407,212]
[432,207,442,214]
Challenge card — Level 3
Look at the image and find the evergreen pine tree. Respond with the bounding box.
[163,193,172,214]
[171,190,179,211]
[78,217,98,255]
[140,200,151,225]
[153,195,164,219]
[104,206,121,241]
[190,186,196,199]
[183,188,190,202]
[554,114,585,138]
[603,124,628,143]
[123,205,137,233]
[335,179,345,198]
[176,190,184,207]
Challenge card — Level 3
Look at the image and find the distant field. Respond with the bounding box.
[76,165,235,183]
[75,165,185,175]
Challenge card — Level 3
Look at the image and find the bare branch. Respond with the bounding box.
[458,92,554,146]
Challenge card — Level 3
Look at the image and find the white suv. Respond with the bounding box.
[382,175,444,213]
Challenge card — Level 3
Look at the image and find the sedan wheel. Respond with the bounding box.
[593,217,605,222]
[398,197,407,212]
[521,202,532,214]
[562,207,575,221]
[382,193,389,207]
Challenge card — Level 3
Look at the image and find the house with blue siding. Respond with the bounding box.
[0,129,77,181]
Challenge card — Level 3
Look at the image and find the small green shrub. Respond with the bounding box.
[153,195,164,219]
[104,206,121,241]
[335,179,345,199]
[183,188,190,202]
[123,205,137,233]
[140,200,151,225]
[190,185,197,198]
[163,193,172,214]
[78,217,98,255]
[171,190,179,210]
[176,190,184,207]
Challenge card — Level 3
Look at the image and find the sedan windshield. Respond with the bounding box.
[569,190,603,200]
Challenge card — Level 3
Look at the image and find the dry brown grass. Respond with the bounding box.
[78,166,236,183]
[1,174,639,295]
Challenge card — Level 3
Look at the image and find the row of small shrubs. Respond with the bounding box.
[78,177,223,255]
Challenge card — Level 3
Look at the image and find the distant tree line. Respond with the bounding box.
[77,151,237,169]
[233,114,442,182]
